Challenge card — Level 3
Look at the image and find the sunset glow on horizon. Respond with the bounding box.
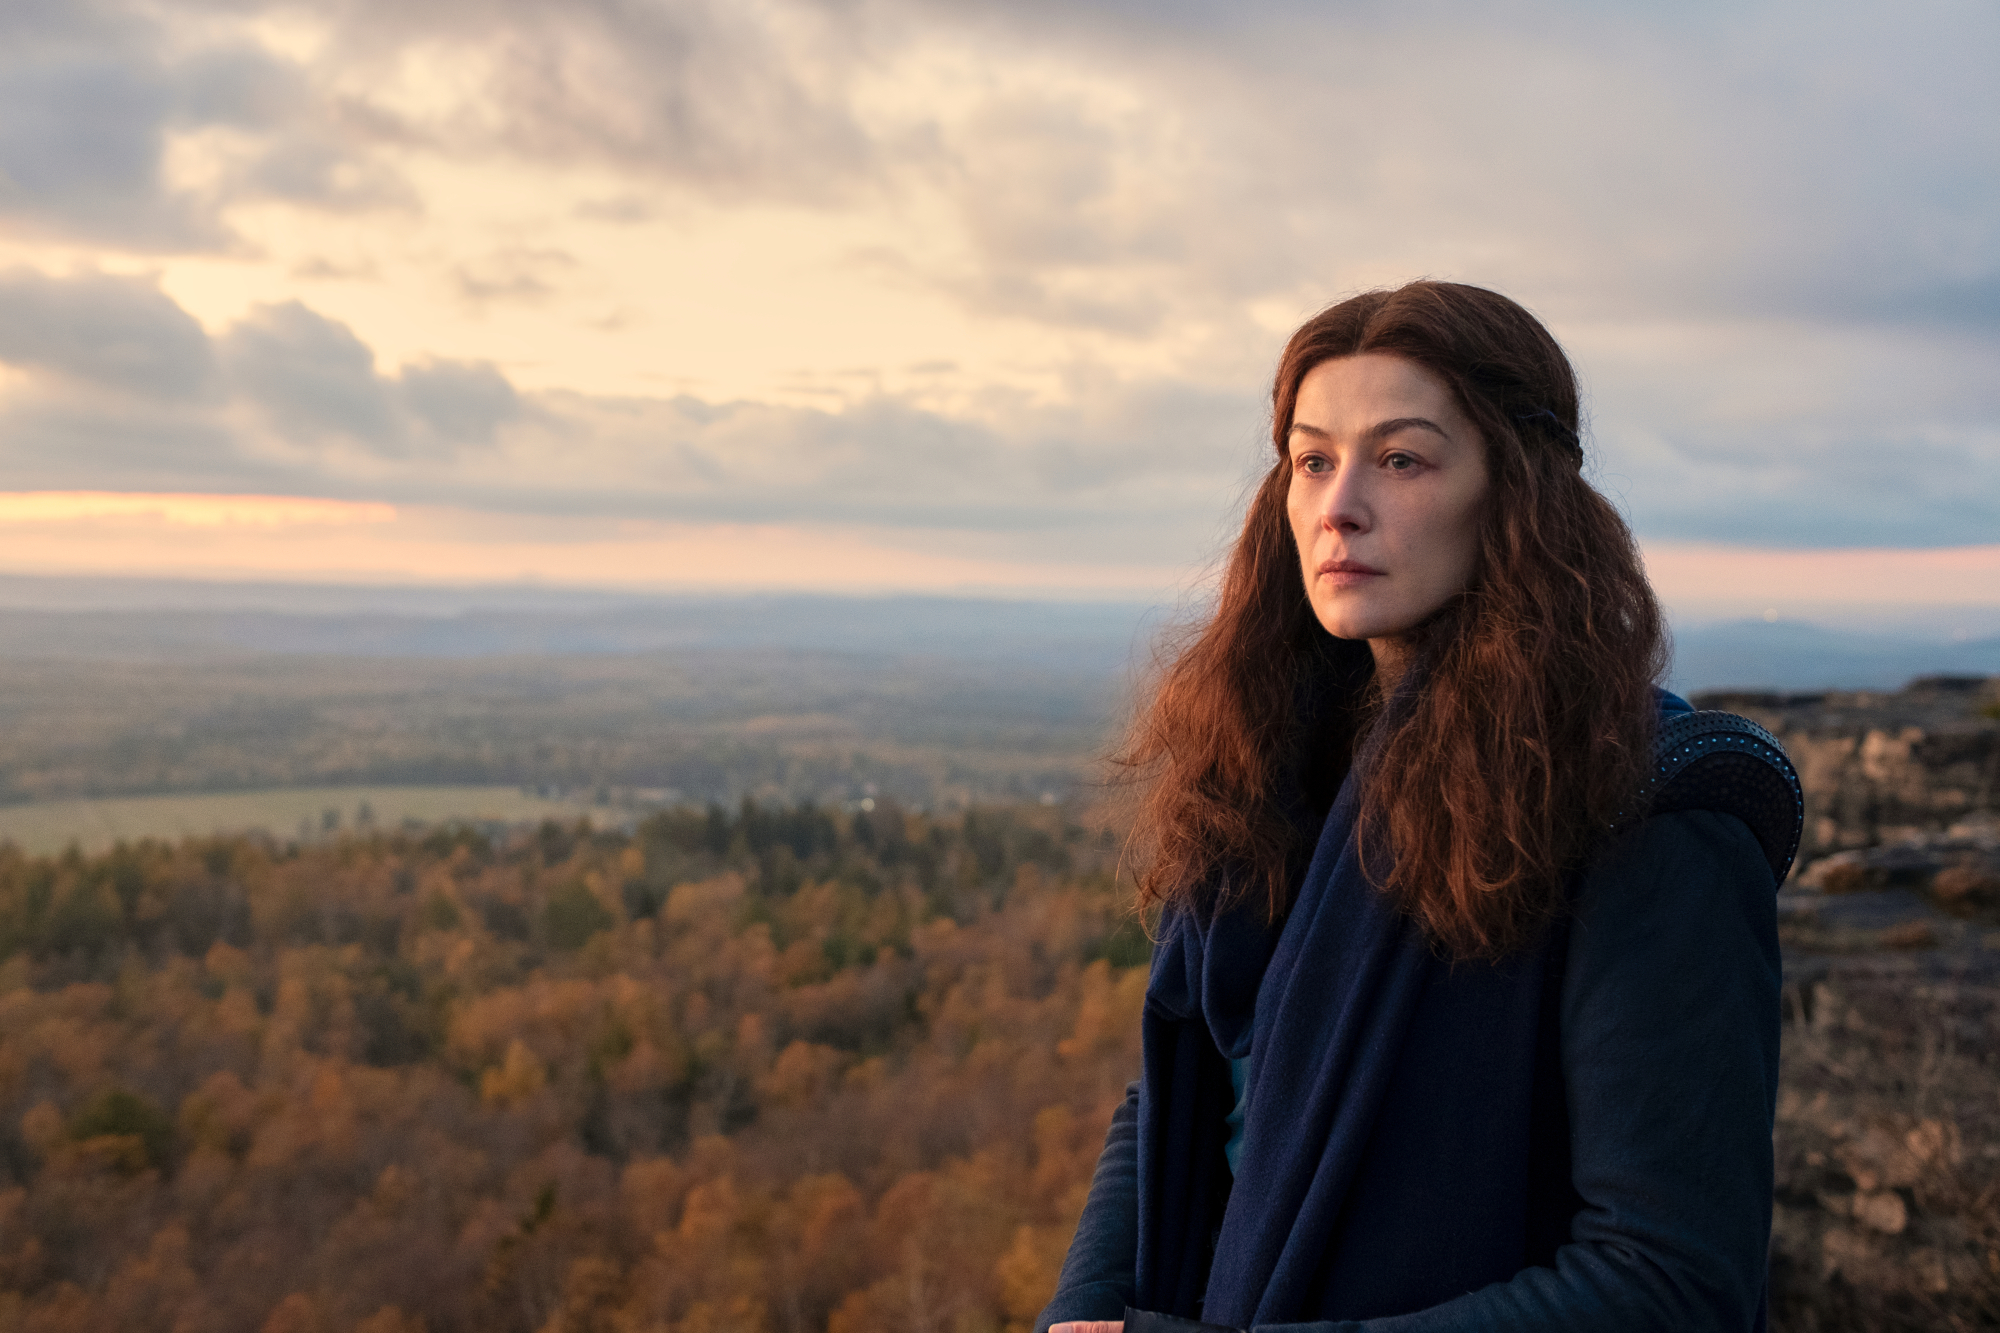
[0,492,397,528]
[0,489,1995,620]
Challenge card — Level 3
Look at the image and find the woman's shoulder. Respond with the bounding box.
[1629,689,1804,886]
[1566,809,1781,1021]
[1568,696,1805,932]
[1588,807,1771,901]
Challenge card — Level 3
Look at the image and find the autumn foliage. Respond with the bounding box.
[0,802,1149,1333]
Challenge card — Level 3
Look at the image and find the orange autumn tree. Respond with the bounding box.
[0,803,1146,1333]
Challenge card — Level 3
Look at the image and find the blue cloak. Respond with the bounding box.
[1041,692,1802,1332]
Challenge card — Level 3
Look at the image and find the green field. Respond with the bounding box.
[0,785,607,855]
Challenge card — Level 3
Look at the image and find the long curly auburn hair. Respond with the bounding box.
[1118,281,1667,960]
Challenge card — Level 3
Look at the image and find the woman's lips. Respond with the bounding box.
[1318,558,1385,589]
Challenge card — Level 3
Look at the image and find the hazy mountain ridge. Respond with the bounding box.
[0,580,1994,815]
[0,586,1169,673]
[1672,619,2000,694]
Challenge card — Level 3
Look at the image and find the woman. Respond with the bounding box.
[1037,282,1801,1333]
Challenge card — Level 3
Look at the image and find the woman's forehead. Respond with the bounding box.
[1291,355,1466,435]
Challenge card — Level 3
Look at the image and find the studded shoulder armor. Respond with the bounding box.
[1632,710,1805,885]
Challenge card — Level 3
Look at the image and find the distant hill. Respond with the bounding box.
[0,580,1992,813]
[0,584,1168,674]
[1669,619,2000,694]
[1,575,1995,695]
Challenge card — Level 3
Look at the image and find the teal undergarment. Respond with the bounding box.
[1223,1055,1249,1173]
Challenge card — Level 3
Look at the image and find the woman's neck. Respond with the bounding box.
[1368,635,1414,694]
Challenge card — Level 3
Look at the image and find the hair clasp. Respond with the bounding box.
[1516,409,1583,462]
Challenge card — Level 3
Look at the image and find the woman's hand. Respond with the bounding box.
[1048,1323,1123,1333]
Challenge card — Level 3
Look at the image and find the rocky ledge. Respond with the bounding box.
[1701,675,2000,1328]
[1695,673,2000,878]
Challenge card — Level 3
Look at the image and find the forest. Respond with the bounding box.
[0,645,1117,812]
[0,796,1995,1332]
[0,801,1146,1333]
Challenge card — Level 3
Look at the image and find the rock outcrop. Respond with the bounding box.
[1709,677,2000,1327]
[1693,675,2000,885]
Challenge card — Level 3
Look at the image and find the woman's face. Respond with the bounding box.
[1285,353,1490,647]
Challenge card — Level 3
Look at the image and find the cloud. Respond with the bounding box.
[0,401,252,493]
[457,388,1246,551]
[0,269,250,490]
[816,0,2000,358]
[452,248,579,308]
[0,44,223,249]
[0,1,412,249]
[1578,316,2000,548]
[1825,276,2000,334]
[0,278,517,482]
[235,132,417,213]
[0,275,1255,560]
[0,277,252,489]
[0,268,218,401]
[172,42,312,128]
[220,302,528,458]
[399,361,523,446]
[572,195,657,224]
[12,0,1996,347]
[306,0,878,203]
[221,302,405,449]
[1607,421,2000,550]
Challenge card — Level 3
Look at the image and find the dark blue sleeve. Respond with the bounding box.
[1036,1081,1142,1331]
[1256,809,1781,1333]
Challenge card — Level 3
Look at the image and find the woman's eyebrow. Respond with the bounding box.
[1288,417,1449,442]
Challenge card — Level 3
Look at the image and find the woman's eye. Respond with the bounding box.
[1299,455,1330,474]
[1384,452,1418,471]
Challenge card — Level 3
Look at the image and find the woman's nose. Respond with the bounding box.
[1321,472,1369,534]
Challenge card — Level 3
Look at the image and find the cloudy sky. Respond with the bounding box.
[1,0,1995,625]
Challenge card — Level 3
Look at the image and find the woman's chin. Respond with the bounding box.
[1312,607,1415,643]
